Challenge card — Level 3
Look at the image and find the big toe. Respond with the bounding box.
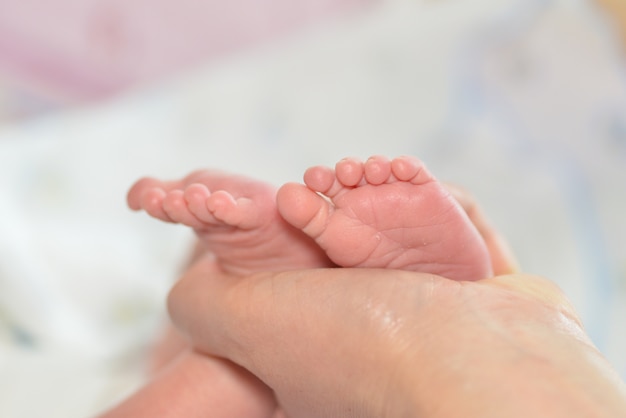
[276,182,330,238]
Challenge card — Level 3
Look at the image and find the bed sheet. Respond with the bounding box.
[1,0,625,416]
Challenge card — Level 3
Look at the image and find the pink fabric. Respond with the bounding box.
[0,0,371,100]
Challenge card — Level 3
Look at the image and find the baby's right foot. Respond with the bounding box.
[127,170,330,276]
[276,156,493,281]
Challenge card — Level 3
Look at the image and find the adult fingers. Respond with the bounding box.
[168,258,595,417]
[445,183,519,275]
[167,257,439,417]
[98,350,276,418]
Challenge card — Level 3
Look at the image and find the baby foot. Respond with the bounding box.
[276,156,493,281]
[128,170,330,275]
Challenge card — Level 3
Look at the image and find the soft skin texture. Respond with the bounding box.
[125,156,511,377]
[165,261,626,418]
[127,156,494,281]
[127,169,331,276]
[101,156,518,417]
[98,348,276,417]
[277,155,493,280]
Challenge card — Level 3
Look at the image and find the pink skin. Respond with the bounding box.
[115,156,494,418]
[128,156,492,281]
[276,155,493,281]
[127,170,332,276]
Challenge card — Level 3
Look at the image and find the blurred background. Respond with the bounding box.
[1,0,625,416]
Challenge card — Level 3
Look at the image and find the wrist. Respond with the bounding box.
[395,283,626,417]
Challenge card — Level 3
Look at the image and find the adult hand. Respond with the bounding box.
[167,257,626,418]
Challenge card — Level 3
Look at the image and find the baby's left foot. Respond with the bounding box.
[127,170,330,275]
[277,156,492,281]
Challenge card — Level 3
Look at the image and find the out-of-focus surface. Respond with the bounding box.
[0,0,368,119]
[1,0,625,416]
